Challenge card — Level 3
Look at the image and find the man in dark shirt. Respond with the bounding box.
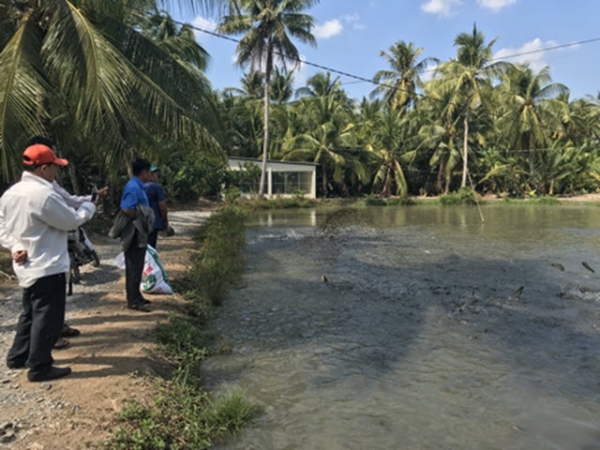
[120,159,152,312]
[146,165,168,250]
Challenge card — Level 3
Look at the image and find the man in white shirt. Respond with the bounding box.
[24,136,108,347]
[0,143,96,382]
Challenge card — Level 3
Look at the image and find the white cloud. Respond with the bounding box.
[494,38,559,72]
[478,0,516,12]
[342,13,365,30]
[192,16,217,42]
[313,19,343,39]
[421,0,462,17]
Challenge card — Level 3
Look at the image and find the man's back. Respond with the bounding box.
[0,172,95,287]
[145,180,166,230]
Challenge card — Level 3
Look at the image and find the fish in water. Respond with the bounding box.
[582,262,595,273]
[551,263,565,272]
[509,286,524,301]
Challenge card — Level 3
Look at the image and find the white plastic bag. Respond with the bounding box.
[141,245,173,294]
[113,252,125,270]
[113,245,174,295]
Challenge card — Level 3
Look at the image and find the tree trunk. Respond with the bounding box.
[258,42,273,196]
[527,133,537,192]
[436,159,445,194]
[461,106,470,188]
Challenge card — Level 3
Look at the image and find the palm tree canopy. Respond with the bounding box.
[371,40,438,110]
[0,0,222,181]
[219,0,318,73]
[218,0,318,195]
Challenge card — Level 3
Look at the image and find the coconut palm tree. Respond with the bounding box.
[270,66,294,104]
[218,0,317,195]
[0,0,221,183]
[497,64,568,192]
[432,25,508,188]
[364,106,413,197]
[371,40,438,111]
[415,88,463,194]
[225,71,265,99]
[296,71,339,98]
[141,10,211,72]
[283,93,363,196]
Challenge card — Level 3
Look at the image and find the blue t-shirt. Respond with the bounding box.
[145,181,166,230]
[121,177,149,211]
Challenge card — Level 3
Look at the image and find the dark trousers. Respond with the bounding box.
[7,273,66,374]
[125,234,146,305]
[148,229,158,250]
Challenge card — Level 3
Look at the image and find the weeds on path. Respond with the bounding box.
[105,206,256,450]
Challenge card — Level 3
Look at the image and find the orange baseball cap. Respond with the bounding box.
[23,144,68,166]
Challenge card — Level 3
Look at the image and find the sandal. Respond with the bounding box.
[127,303,151,313]
[53,338,70,350]
[61,324,81,337]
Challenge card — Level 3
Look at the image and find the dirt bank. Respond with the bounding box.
[0,209,211,450]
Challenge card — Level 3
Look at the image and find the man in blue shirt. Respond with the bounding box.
[120,158,152,312]
[146,165,168,249]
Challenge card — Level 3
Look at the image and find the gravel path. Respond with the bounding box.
[0,209,211,448]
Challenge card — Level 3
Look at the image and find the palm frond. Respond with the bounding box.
[0,13,49,178]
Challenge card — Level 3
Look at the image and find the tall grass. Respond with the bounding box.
[108,373,255,450]
[183,206,247,306]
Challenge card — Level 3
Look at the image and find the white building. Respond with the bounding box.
[228,157,318,199]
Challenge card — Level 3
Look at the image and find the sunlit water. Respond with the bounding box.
[202,204,600,450]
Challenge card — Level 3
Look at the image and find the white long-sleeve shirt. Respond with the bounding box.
[52,181,92,209]
[0,172,96,287]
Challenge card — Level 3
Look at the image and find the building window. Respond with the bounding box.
[271,172,310,195]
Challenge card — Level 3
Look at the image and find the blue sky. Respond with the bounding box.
[173,0,600,101]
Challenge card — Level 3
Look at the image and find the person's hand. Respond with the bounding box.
[97,187,109,199]
[13,250,27,266]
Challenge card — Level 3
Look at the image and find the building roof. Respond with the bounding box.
[228,156,319,167]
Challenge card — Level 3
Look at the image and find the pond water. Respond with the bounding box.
[202,204,600,450]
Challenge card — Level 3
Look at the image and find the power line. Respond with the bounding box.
[123,6,600,141]
[491,37,600,61]
[181,18,600,91]
[122,5,600,103]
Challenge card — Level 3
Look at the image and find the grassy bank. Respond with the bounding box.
[223,191,584,211]
[105,206,256,450]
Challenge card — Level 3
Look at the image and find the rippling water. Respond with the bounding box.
[202,204,600,450]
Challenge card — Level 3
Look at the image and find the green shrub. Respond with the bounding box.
[167,153,227,202]
[439,187,479,205]
[391,196,416,206]
[224,186,242,203]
